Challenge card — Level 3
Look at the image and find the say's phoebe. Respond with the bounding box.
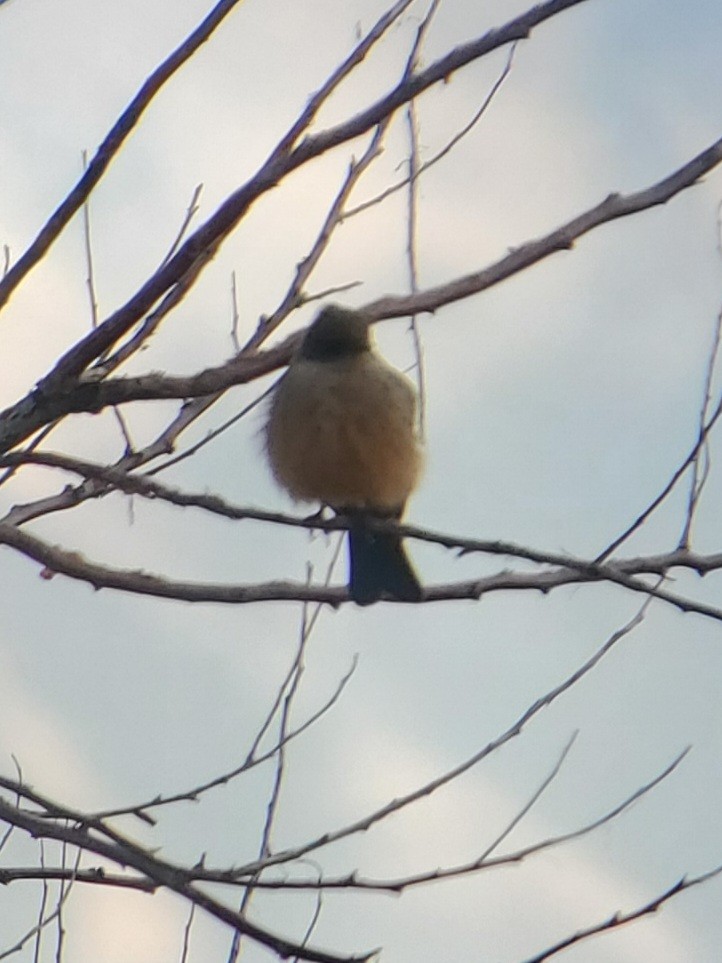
[265,304,423,605]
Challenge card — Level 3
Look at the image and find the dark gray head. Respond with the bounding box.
[299,305,371,362]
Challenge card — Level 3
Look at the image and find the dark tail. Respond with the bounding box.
[348,519,422,605]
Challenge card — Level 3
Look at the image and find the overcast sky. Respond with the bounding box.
[2,1,722,961]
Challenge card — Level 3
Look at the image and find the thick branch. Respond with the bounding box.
[2,518,722,617]
[0,793,372,963]
[3,127,721,452]
[0,1,587,422]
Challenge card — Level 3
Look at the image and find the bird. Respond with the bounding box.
[265,304,423,605]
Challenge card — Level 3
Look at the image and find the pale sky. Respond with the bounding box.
[2,1,722,961]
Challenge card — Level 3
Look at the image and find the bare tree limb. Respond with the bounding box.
[241,124,388,353]
[89,656,357,825]
[30,0,418,393]
[3,125,722,453]
[2,484,722,617]
[229,603,650,877]
[0,848,79,963]
[198,746,690,892]
[0,793,373,963]
[677,211,722,551]
[0,0,247,312]
[596,391,722,562]
[522,864,722,963]
[363,132,722,321]
[344,41,517,221]
[229,591,315,962]
[0,866,155,892]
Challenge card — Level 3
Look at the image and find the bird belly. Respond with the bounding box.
[267,359,421,512]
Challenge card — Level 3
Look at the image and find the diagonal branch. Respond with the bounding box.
[31,0,418,393]
[3,125,722,454]
[17,0,586,407]
[204,747,690,891]
[523,864,722,963]
[89,656,357,824]
[344,41,517,220]
[0,792,372,963]
[0,0,247,312]
[364,132,722,321]
[230,604,650,876]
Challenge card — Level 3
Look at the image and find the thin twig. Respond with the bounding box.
[0,848,80,963]
[53,838,69,963]
[213,748,690,892]
[679,309,722,547]
[402,1,439,440]
[228,595,312,962]
[241,125,388,352]
[80,149,135,457]
[345,42,517,220]
[179,903,196,963]
[596,391,722,562]
[232,602,650,877]
[80,151,99,330]
[32,840,49,963]
[477,732,578,863]
[90,656,357,823]
[0,791,371,963]
[678,216,722,548]
[28,0,417,388]
[291,889,325,963]
[159,183,204,269]
[230,269,241,354]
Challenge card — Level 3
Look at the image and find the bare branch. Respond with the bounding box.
[33,840,49,963]
[523,864,722,963]
[2,497,722,618]
[0,792,373,963]
[0,0,247,311]
[88,656,357,823]
[596,390,722,562]
[180,904,196,963]
[231,603,649,876]
[242,125,388,352]
[159,183,204,270]
[207,747,690,893]
[28,0,417,392]
[0,848,79,963]
[230,270,241,354]
[100,116,389,475]
[400,0,439,438]
[80,151,99,330]
[229,592,315,962]
[476,732,578,863]
[0,866,155,892]
[364,133,722,321]
[345,41,517,220]
[4,125,722,454]
[679,225,722,548]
